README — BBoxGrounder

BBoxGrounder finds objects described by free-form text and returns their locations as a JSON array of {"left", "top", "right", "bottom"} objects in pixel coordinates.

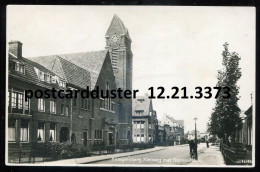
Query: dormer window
[
  {"left": 9, "top": 61, "right": 24, "bottom": 74},
  {"left": 137, "top": 99, "right": 144, "bottom": 103},
  {"left": 135, "top": 110, "right": 144, "bottom": 116},
  {"left": 44, "top": 73, "right": 51, "bottom": 83},
  {"left": 59, "top": 80, "right": 66, "bottom": 88},
  {"left": 39, "top": 71, "right": 44, "bottom": 81}
]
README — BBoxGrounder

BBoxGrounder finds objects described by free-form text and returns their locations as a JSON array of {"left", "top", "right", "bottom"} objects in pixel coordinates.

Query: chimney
[{"left": 9, "top": 41, "right": 23, "bottom": 58}]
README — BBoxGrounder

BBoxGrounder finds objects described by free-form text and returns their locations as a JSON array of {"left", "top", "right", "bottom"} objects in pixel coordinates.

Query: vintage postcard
[{"left": 6, "top": 6, "right": 255, "bottom": 167}]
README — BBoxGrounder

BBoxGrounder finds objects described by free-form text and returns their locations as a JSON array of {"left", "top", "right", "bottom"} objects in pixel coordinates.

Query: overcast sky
[{"left": 7, "top": 6, "right": 255, "bottom": 132}]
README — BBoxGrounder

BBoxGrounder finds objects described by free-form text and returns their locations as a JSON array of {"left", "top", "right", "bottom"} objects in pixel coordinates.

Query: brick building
[
  {"left": 8, "top": 41, "right": 73, "bottom": 153},
  {"left": 7, "top": 14, "right": 133, "bottom": 156}
]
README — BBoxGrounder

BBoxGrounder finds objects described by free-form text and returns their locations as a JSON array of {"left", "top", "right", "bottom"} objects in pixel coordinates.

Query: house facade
[
  {"left": 161, "top": 114, "right": 184, "bottom": 145},
  {"left": 132, "top": 95, "right": 157, "bottom": 144},
  {"left": 8, "top": 41, "right": 73, "bottom": 153}
]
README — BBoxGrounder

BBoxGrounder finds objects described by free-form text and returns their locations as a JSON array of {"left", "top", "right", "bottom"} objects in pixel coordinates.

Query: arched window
[{"left": 105, "top": 83, "right": 111, "bottom": 110}]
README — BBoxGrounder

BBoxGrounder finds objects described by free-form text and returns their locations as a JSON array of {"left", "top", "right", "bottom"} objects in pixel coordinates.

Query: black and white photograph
[{"left": 6, "top": 6, "right": 255, "bottom": 167}]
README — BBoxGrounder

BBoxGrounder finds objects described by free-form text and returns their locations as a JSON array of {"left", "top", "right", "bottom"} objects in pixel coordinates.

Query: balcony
[{"left": 8, "top": 107, "right": 33, "bottom": 117}]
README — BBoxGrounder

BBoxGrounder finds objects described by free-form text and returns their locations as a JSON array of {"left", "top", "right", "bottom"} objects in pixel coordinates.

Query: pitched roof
[
  {"left": 106, "top": 14, "right": 131, "bottom": 41},
  {"left": 28, "top": 50, "right": 107, "bottom": 89},
  {"left": 132, "top": 95, "right": 152, "bottom": 115},
  {"left": 173, "top": 120, "right": 184, "bottom": 126},
  {"left": 9, "top": 53, "right": 58, "bottom": 89},
  {"left": 58, "top": 57, "right": 91, "bottom": 89}
]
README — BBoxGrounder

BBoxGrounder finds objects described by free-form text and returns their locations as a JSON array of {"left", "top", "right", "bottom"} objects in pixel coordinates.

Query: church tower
[
  {"left": 105, "top": 14, "right": 132, "bottom": 91},
  {"left": 105, "top": 15, "right": 133, "bottom": 143}
]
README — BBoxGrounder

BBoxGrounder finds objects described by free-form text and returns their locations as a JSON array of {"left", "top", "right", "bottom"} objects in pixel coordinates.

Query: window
[
  {"left": 111, "top": 102, "right": 115, "bottom": 112},
  {"left": 59, "top": 80, "right": 66, "bottom": 87},
  {"left": 14, "top": 62, "right": 24, "bottom": 74},
  {"left": 37, "top": 122, "right": 45, "bottom": 142},
  {"left": 8, "top": 91, "right": 10, "bottom": 107},
  {"left": 61, "top": 105, "right": 69, "bottom": 116},
  {"left": 137, "top": 121, "right": 141, "bottom": 129},
  {"left": 137, "top": 99, "right": 144, "bottom": 103},
  {"left": 50, "top": 101, "right": 56, "bottom": 114},
  {"left": 8, "top": 119, "right": 16, "bottom": 142},
  {"left": 149, "top": 134, "right": 152, "bottom": 142},
  {"left": 39, "top": 71, "right": 44, "bottom": 81},
  {"left": 65, "top": 105, "right": 69, "bottom": 116},
  {"left": 61, "top": 104, "right": 64, "bottom": 115},
  {"left": 149, "top": 122, "right": 152, "bottom": 129},
  {"left": 81, "top": 99, "right": 90, "bottom": 110},
  {"left": 141, "top": 134, "right": 144, "bottom": 142},
  {"left": 149, "top": 112, "right": 152, "bottom": 116},
  {"left": 11, "top": 92, "right": 23, "bottom": 109},
  {"left": 49, "top": 123, "right": 56, "bottom": 142},
  {"left": 17, "top": 93, "right": 23, "bottom": 109},
  {"left": 137, "top": 134, "right": 140, "bottom": 142},
  {"left": 135, "top": 110, "right": 144, "bottom": 116},
  {"left": 100, "top": 83, "right": 112, "bottom": 111},
  {"left": 95, "top": 130, "right": 102, "bottom": 140},
  {"left": 44, "top": 74, "right": 50, "bottom": 83},
  {"left": 141, "top": 121, "right": 145, "bottom": 129},
  {"left": 24, "top": 98, "right": 29, "bottom": 110},
  {"left": 38, "top": 99, "right": 45, "bottom": 111},
  {"left": 20, "top": 120, "right": 29, "bottom": 142},
  {"left": 100, "top": 98, "right": 105, "bottom": 109},
  {"left": 11, "top": 92, "right": 16, "bottom": 108}
]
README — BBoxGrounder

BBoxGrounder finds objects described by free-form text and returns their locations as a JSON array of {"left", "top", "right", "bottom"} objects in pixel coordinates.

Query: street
[{"left": 93, "top": 144, "right": 196, "bottom": 165}]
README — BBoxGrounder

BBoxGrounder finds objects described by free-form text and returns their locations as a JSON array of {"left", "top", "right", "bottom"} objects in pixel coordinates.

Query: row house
[
  {"left": 132, "top": 94, "right": 157, "bottom": 144},
  {"left": 8, "top": 41, "right": 72, "bottom": 152}
]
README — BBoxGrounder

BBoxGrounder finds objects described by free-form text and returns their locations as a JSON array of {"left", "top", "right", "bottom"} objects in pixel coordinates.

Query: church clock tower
[{"left": 105, "top": 14, "right": 133, "bottom": 144}]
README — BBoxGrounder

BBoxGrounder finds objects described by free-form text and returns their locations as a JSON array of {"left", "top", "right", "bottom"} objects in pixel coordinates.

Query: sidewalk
[
  {"left": 189, "top": 144, "right": 226, "bottom": 166},
  {"left": 39, "top": 146, "right": 165, "bottom": 166}
]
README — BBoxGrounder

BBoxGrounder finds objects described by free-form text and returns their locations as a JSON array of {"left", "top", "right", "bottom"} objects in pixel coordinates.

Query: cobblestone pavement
[{"left": 93, "top": 144, "right": 194, "bottom": 165}]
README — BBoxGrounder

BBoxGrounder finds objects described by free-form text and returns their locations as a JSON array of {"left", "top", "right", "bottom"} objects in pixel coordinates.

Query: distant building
[
  {"left": 155, "top": 120, "right": 166, "bottom": 144},
  {"left": 235, "top": 105, "right": 253, "bottom": 146},
  {"left": 161, "top": 114, "right": 184, "bottom": 145},
  {"left": 132, "top": 94, "right": 157, "bottom": 143},
  {"left": 187, "top": 130, "right": 200, "bottom": 141}
]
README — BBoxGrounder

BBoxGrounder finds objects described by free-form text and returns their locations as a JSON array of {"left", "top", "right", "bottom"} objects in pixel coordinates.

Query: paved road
[{"left": 93, "top": 144, "right": 194, "bottom": 165}]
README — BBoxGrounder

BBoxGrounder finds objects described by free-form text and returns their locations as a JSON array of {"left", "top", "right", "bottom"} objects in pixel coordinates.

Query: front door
[
  {"left": 83, "top": 132, "right": 87, "bottom": 146},
  {"left": 109, "top": 133, "right": 113, "bottom": 145}
]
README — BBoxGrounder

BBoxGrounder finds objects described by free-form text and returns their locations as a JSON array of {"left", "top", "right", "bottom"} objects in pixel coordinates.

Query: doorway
[
  {"left": 60, "top": 127, "right": 69, "bottom": 143},
  {"left": 109, "top": 132, "right": 113, "bottom": 145},
  {"left": 83, "top": 132, "right": 88, "bottom": 146}
]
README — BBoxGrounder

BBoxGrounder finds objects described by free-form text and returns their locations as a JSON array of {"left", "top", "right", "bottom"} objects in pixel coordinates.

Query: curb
[
  {"left": 84, "top": 147, "right": 165, "bottom": 164},
  {"left": 42, "top": 147, "right": 166, "bottom": 165}
]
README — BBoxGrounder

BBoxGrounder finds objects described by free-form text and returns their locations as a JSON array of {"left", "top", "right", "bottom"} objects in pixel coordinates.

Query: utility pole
[{"left": 194, "top": 117, "right": 198, "bottom": 160}]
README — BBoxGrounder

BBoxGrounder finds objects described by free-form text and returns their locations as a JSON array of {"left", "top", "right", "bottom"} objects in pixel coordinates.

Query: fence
[
  {"left": 220, "top": 143, "right": 252, "bottom": 165},
  {"left": 8, "top": 144, "right": 135, "bottom": 163}
]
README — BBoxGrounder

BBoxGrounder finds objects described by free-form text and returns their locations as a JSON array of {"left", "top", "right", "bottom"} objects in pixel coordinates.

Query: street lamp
[{"left": 194, "top": 117, "right": 198, "bottom": 160}]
